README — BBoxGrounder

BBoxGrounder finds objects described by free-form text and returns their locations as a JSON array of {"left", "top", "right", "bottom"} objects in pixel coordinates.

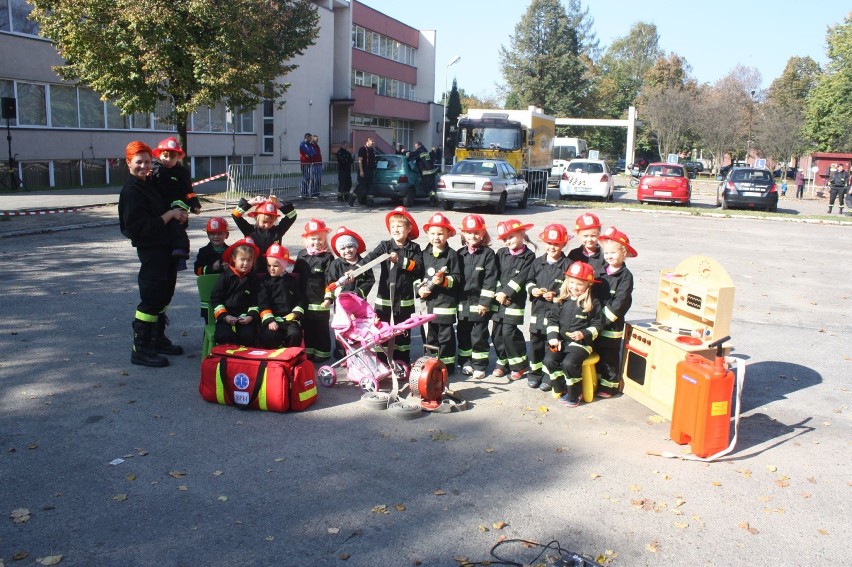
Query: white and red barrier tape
[
  {"left": 192, "top": 172, "right": 230, "bottom": 186},
  {"left": 1, "top": 207, "right": 92, "bottom": 216}
]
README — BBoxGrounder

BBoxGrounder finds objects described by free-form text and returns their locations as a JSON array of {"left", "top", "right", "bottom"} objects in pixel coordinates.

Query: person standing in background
[
  {"left": 335, "top": 141, "right": 353, "bottom": 203},
  {"left": 298, "top": 133, "right": 315, "bottom": 199},
  {"left": 795, "top": 168, "right": 805, "bottom": 200},
  {"left": 349, "top": 137, "right": 376, "bottom": 207}
]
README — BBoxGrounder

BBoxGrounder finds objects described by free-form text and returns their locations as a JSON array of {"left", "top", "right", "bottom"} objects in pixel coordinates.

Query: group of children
[{"left": 197, "top": 196, "right": 637, "bottom": 409}]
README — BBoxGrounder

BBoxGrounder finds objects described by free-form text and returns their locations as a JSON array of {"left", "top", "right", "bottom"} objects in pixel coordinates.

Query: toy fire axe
[{"left": 326, "top": 253, "right": 391, "bottom": 292}]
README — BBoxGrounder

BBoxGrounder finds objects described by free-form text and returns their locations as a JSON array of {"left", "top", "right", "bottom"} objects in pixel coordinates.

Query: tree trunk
[{"left": 176, "top": 112, "right": 189, "bottom": 164}]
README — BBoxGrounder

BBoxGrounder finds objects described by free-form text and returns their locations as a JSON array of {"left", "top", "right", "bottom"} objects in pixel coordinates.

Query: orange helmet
[
  {"left": 205, "top": 217, "right": 229, "bottom": 233},
  {"left": 539, "top": 223, "right": 570, "bottom": 246},
  {"left": 423, "top": 212, "right": 456, "bottom": 237},
  {"left": 458, "top": 214, "right": 487, "bottom": 232},
  {"left": 574, "top": 212, "right": 601, "bottom": 232},
  {"left": 565, "top": 261, "right": 600, "bottom": 284}
]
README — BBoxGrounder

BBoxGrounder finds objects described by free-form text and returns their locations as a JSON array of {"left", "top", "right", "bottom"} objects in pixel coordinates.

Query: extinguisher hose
[{"left": 653, "top": 357, "right": 747, "bottom": 462}]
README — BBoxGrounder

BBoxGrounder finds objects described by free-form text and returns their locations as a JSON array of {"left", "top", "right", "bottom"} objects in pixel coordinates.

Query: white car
[
  {"left": 558, "top": 159, "right": 614, "bottom": 201},
  {"left": 436, "top": 159, "right": 529, "bottom": 213}
]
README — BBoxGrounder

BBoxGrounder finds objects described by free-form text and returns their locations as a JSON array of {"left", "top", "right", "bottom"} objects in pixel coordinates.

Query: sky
[{"left": 361, "top": 0, "right": 849, "bottom": 103}]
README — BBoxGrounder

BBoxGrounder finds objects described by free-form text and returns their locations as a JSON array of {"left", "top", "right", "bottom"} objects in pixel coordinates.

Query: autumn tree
[
  {"left": 30, "top": 0, "right": 319, "bottom": 155},
  {"left": 766, "top": 56, "right": 822, "bottom": 111},
  {"left": 805, "top": 12, "right": 852, "bottom": 151},
  {"left": 753, "top": 103, "right": 806, "bottom": 179},
  {"left": 499, "top": 0, "right": 588, "bottom": 117}
]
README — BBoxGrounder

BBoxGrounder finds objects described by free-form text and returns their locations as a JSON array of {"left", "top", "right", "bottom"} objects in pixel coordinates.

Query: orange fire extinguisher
[{"left": 664, "top": 336, "right": 746, "bottom": 461}]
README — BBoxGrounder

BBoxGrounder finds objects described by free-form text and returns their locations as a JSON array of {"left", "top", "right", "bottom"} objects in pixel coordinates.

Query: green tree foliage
[
  {"left": 499, "top": 0, "right": 588, "bottom": 117},
  {"left": 767, "top": 56, "right": 822, "bottom": 111},
  {"left": 445, "top": 79, "right": 463, "bottom": 156},
  {"left": 30, "top": 0, "right": 319, "bottom": 154},
  {"left": 805, "top": 12, "right": 852, "bottom": 151}
]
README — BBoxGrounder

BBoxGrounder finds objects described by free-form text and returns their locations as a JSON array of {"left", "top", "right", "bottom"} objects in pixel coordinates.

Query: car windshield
[
  {"left": 567, "top": 161, "right": 603, "bottom": 174},
  {"left": 375, "top": 155, "right": 403, "bottom": 170},
  {"left": 646, "top": 165, "right": 684, "bottom": 177},
  {"left": 459, "top": 127, "right": 521, "bottom": 151},
  {"left": 451, "top": 161, "right": 499, "bottom": 176},
  {"left": 731, "top": 169, "right": 772, "bottom": 183}
]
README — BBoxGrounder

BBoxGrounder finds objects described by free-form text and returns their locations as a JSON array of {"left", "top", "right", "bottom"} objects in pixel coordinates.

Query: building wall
[{"left": 0, "top": 0, "right": 438, "bottom": 187}]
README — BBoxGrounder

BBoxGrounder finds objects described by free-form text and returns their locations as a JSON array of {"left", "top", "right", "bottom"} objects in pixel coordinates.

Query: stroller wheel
[
  {"left": 359, "top": 377, "right": 379, "bottom": 392},
  {"left": 317, "top": 366, "right": 337, "bottom": 387}
]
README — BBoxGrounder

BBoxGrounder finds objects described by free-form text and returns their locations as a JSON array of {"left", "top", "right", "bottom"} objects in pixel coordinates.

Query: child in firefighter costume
[
  {"left": 492, "top": 219, "right": 536, "bottom": 381},
  {"left": 151, "top": 136, "right": 200, "bottom": 270},
  {"left": 567, "top": 212, "right": 606, "bottom": 277},
  {"left": 119, "top": 141, "right": 187, "bottom": 368},
  {"left": 327, "top": 226, "right": 374, "bottom": 359},
  {"left": 231, "top": 195, "right": 297, "bottom": 275},
  {"left": 211, "top": 238, "right": 261, "bottom": 347},
  {"left": 544, "top": 262, "right": 604, "bottom": 407},
  {"left": 594, "top": 227, "right": 637, "bottom": 398},
  {"left": 456, "top": 214, "right": 498, "bottom": 380},
  {"left": 194, "top": 217, "right": 230, "bottom": 276},
  {"left": 418, "top": 212, "right": 463, "bottom": 375},
  {"left": 526, "top": 223, "right": 572, "bottom": 391},
  {"left": 258, "top": 244, "right": 305, "bottom": 349},
  {"left": 358, "top": 206, "right": 424, "bottom": 366},
  {"left": 294, "top": 219, "right": 335, "bottom": 362}
]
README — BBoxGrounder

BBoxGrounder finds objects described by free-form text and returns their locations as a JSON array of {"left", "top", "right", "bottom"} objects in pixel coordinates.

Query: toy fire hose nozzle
[
  {"left": 420, "top": 266, "right": 447, "bottom": 294},
  {"left": 325, "top": 252, "right": 391, "bottom": 293}
]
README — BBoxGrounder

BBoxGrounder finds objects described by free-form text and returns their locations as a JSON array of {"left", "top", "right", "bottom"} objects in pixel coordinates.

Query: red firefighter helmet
[
  {"left": 539, "top": 223, "right": 571, "bottom": 245},
  {"left": 598, "top": 226, "right": 638, "bottom": 258},
  {"left": 565, "top": 261, "right": 600, "bottom": 284},
  {"left": 205, "top": 217, "right": 229, "bottom": 234},
  {"left": 458, "top": 214, "right": 487, "bottom": 233},
  {"left": 574, "top": 212, "right": 601, "bottom": 232},
  {"left": 301, "top": 218, "right": 330, "bottom": 237},
  {"left": 423, "top": 212, "right": 457, "bottom": 237},
  {"left": 496, "top": 219, "right": 534, "bottom": 240}
]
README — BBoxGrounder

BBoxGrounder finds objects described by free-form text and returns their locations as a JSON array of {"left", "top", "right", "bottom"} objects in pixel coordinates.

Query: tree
[
  {"left": 564, "top": 0, "right": 600, "bottom": 60},
  {"left": 639, "top": 87, "right": 695, "bottom": 160},
  {"left": 766, "top": 56, "right": 822, "bottom": 111},
  {"left": 805, "top": 12, "right": 852, "bottom": 151},
  {"left": 30, "top": 0, "right": 319, "bottom": 155},
  {"left": 692, "top": 71, "right": 755, "bottom": 173},
  {"left": 753, "top": 103, "right": 806, "bottom": 179},
  {"left": 444, "top": 79, "right": 464, "bottom": 157},
  {"left": 499, "top": 0, "right": 588, "bottom": 117}
]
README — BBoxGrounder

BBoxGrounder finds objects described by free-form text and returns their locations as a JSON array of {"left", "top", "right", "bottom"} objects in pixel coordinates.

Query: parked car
[
  {"left": 682, "top": 160, "right": 704, "bottom": 178},
  {"left": 549, "top": 159, "right": 571, "bottom": 187},
  {"left": 716, "top": 167, "right": 778, "bottom": 212},
  {"left": 613, "top": 158, "right": 626, "bottom": 174},
  {"left": 436, "top": 158, "right": 529, "bottom": 213},
  {"left": 370, "top": 154, "right": 429, "bottom": 206},
  {"left": 773, "top": 166, "right": 797, "bottom": 179},
  {"left": 636, "top": 162, "right": 691, "bottom": 205},
  {"left": 558, "top": 159, "right": 614, "bottom": 201}
]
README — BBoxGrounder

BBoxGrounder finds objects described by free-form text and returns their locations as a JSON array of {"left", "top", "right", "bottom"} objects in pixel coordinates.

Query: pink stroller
[{"left": 316, "top": 292, "right": 435, "bottom": 392}]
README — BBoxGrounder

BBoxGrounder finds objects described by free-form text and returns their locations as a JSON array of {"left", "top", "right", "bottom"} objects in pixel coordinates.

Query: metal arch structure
[{"left": 555, "top": 106, "right": 638, "bottom": 167}]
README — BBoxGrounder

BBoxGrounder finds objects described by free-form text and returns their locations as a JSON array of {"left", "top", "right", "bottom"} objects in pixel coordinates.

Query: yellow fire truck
[{"left": 455, "top": 106, "right": 555, "bottom": 197}]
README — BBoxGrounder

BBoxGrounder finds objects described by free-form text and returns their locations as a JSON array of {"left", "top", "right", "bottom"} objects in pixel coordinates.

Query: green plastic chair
[{"left": 196, "top": 274, "right": 220, "bottom": 359}]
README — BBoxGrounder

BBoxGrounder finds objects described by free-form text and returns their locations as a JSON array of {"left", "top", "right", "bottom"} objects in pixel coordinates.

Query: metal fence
[
  {"left": 226, "top": 161, "right": 349, "bottom": 208},
  {"left": 523, "top": 168, "right": 549, "bottom": 203}
]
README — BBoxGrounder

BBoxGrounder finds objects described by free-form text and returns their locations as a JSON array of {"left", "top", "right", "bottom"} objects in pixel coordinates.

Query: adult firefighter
[
  {"left": 118, "top": 141, "right": 188, "bottom": 367},
  {"left": 409, "top": 141, "right": 438, "bottom": 202}
]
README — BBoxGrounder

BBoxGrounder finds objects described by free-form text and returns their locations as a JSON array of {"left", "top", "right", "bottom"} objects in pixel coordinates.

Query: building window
[
  {"left": 49, "top": 84, "right": 78, "bottom": 128},
  {"left": 262, "top": 99, "right": 273, "bottom": 155},
  {"left": 0, "top": 79, "right": 15, "bottom": 125},
  {"left": 106, "top": 101, "right": 130, "bottom": 129},
  {"left": 352, "top": 24, "right": 416, "bottom": 66},
  {"left": 79, "top": 88, "right": 105, "bottom": 128},
  {"left": 153, "top": 98, "right": 174, "bottom": 131},
  {"left": 131, "top": 111, "right": 150, "bottom": 129},
  {"left": 209, "top": 102, "right": 227, "bottom": 133},
  {"left": 17, "top": 82, "right": 46, "bottom": 126},
  {"left": 2, "top": 0, "right": 40, "bottom": 35}
]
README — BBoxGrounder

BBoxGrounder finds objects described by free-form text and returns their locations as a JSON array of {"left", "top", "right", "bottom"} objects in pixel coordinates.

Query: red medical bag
[{"left": 200, "top": 345, "right": 317, "bottom": 412}]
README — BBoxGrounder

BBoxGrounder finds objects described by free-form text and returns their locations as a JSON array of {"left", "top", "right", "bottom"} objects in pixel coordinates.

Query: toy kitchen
[{"left": 621, "top": 255, "right": 735, "bottom": 420}]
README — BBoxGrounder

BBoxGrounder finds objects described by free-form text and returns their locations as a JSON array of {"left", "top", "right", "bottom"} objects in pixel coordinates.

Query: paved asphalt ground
[{"left": 0, "top": 178, "right": 849, "bottom": 566}]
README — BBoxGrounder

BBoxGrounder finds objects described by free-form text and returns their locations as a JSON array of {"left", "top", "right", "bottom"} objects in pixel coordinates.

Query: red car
[{"left": 636, "top": 162, "right": 691, "bottom": 205}]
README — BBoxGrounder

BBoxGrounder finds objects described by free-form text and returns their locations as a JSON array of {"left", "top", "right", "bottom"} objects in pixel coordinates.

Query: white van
[{"left": 549, "top": 137, "right": 589, "bottom": 186}]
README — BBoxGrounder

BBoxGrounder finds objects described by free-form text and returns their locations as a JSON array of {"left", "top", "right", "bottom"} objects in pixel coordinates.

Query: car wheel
[
  {"left": 493, "top": 192, "right": 507, "bottom": 214},
  {"left": 768, "top": 205, "right": 777, "bottom": 212},
  {"left": 721, "top": 198, "right": 728, "bottom": 210},
  {"left": 518, "top": 188, "right": 529, "bottom": 209},
  {"left": 442, "top": 200, "right": 454, "bottom": 211}
]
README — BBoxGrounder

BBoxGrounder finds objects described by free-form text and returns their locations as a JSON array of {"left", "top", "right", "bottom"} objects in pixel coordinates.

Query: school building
[{"left": 0, "top": 0, "right": 441, "bottom": 189}]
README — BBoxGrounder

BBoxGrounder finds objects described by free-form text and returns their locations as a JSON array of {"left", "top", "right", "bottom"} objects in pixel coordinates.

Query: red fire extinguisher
[{"left": 668, "top": 336, "right": 745, "bottom": 460}]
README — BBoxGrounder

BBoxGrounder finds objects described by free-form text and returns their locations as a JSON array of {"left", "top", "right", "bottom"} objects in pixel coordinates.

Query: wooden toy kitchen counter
[{"left": 621, "top": 255, "right": 734, "bottom": 420}]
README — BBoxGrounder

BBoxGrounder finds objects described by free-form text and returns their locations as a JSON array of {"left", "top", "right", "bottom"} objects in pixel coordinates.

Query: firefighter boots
[
  {"left": 154, "top": 314, "right": 184, "bottom": 355},
  {"left": 132, "top": 320, "right": 169, "bottom": 367}
]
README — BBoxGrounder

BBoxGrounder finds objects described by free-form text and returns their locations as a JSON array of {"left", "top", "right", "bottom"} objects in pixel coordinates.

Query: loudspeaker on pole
[{"left": 1, "top": 97, "right": 17, "bottom": 120}]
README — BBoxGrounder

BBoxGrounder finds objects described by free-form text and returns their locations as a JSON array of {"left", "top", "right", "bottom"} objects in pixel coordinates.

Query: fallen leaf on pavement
[
  {"left": 218, "top": 496, "right": 228, "bottom": 502},
  {"left": 431, "top": 431, "right": 455, "bottom": 442},
  {"left": 36, "top": 556, "right": 62, "bottom": 566},
  {"left": 492, "top": 521, "right": 507, "bottom": 530},
  {"left": 590, "top": 473, "right": 601, "bottom": 480},
  {"left": 394, "top": 504, "right": 406, "bottom": 512},
  {"left": 818, "top": 528, "right": 829, "bottom": 535},
  {"left": 168, "top": 471, "right": 187, "bottom": 479},
  {"left": 596, "top": 549, "right": 617, "bottom": 564},
  {"left": 434, "top": 489, "right": 447, "bottom": 496},
  {"left": 371, "top": 505, "right": 389, "bottom": 514},
  {"left": 645, "top": 540, "right": 660, "bottom": 553},
  {"left": 177, "top": 485, "right": 188, "bottom": 492},
  {"left": 112, "top": 494, "right": 127, "bottom": 502},
  {"left": 327, "top": 527, "right": 340, "bottom": 534}
]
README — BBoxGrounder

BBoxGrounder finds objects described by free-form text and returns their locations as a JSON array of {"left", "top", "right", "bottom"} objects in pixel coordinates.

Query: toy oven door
[{"left": 623, "top": 331, "right": 654, "bottom": 386}]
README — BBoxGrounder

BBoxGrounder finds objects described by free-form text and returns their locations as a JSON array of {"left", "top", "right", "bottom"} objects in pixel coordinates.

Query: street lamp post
[
  {"left": 441, "top": 55, "right": 461, "bottom": 170},
  {"left": 745, "top": 89, "right": 756, "bottom": 165}
]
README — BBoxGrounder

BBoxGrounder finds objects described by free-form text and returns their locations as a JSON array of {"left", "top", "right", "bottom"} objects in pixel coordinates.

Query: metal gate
[
  {"left": 225, "top": 162, "right": 345, "bottom": 208},
  {"left": 522, "top": 168, "right": 549, "bottom": 204}
]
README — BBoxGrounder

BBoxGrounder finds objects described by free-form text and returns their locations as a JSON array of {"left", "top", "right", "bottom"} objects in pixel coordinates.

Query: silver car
[{"left": 436, "top": 159, "right": 529, "bottom": 213}]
